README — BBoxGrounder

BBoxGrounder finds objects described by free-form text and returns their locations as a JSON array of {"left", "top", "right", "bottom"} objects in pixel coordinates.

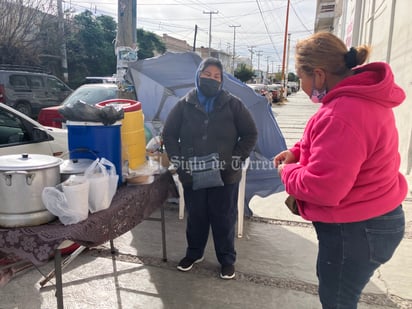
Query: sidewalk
[{"left": 1, "top": 91, "right": 411, "bottom": 309}]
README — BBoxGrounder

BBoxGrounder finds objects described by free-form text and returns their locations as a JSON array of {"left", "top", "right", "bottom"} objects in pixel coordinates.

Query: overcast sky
[{"left": 67, "top": 0, "right": 316, "bottom": 72}]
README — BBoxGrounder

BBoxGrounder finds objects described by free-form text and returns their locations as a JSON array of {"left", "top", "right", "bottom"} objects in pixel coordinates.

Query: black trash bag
[{"left": 59, "top": 100, "right": 124, "bottom": 125}]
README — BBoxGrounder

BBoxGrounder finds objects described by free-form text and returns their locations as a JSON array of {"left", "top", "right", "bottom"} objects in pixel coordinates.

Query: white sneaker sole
[
  {"left": 177, "top": 256, "right": 204, "bottom": 272},
  {"left": 220, "top": 272, "right": 235, "bottom": 279}
]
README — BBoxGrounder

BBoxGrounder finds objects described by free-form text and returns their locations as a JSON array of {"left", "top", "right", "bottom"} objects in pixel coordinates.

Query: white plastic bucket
[
  {"left": 87, "top": 173, "right": 110, "bottom": 213},
  {"left": 62, "top": 176, "right": 89, "bottom": 221}
]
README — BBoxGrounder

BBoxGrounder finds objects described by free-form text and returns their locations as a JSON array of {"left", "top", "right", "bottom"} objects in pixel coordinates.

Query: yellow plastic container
[
  {"left": 96, "top": 99, "right": 146, "bottom": 170},
  {"left": 121, "top": 109, "right": 146, "bottom": 169}
]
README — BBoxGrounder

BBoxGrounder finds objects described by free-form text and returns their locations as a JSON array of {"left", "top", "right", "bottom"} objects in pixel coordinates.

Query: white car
[{"left": 0, "top": 102, "right": 67, "bottom": 157}]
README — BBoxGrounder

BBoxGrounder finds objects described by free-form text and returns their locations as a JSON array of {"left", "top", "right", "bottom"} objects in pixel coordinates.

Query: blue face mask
[
  {"left": 310, "top": 77, "right": 327, "bottom": 103},
  {"left": 199, "top": 77, "right": 221, "bottom": 97}
]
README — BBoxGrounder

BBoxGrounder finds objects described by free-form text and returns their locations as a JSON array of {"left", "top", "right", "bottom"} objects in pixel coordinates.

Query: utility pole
[
  {"left": 229, "top": 25, "right": 240, "bottom": 74},
  {"left": 57, "top": 0, "right": 68, "bottom": 82},
  {"left": 248, "top": 45, "right": 256, "bottom": 69},
  {"left": 117, "top": 0, "right": 137, "bottom": 99},
  {"left": 285, "top": 33, "right": 291, "bottom": 94},
  {"left": 266, "top": 56, "right": 270, "bottom": 82},
  {"left": 193, "top": 25, "right": 198, "bottom": 52},
  {"left": 280, "top": 0, "right": 290, "bottom": 102},
  {"left": 117, "top": 0, "right": 136, "bottom": 49},
  {"left": 203, "top": 11, "right": 218, "bottom": 57},
  {"left": 256, "top": 50, "right": 263, "bottom": 83}
]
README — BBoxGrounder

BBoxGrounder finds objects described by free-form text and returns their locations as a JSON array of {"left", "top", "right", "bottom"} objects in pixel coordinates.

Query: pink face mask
[
  {"left": 310, "top": 88, "right": 327, "bottom": 103},
  {"left": 310, "top": 76, "right": 327, "bottom": 103}
]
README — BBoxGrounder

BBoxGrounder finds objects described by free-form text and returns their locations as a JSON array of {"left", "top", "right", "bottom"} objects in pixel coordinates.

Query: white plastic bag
[
  {"left": 84, "top": 158, "right": 118, "bottom": 213},
  {"left": 42, "top": 175, "right": 90, "bottom": 225},
  {"left": 100, "top": 157, "right": 119, "bottom": 203}
]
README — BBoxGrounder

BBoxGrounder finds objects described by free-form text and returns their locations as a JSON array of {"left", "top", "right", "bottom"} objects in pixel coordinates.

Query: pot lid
[
  {"left": 60, "top": 158, "right": 94, "bottom": 174},
  {"left": 0, "top": 153, "right": 63, "bottom": 171}
]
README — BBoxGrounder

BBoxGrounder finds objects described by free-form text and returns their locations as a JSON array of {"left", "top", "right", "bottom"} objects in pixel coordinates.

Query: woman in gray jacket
[{"left": 163, "top": 57, "right": 257, "bottom": 279}]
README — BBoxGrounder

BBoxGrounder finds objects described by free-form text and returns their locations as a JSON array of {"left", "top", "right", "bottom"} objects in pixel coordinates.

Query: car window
[
  {"left": 28, "top": 76, "right": 45, "bottom": 89},
  {"left": 9, "top": 75, "right": 29, "bottom": 89},
  {"left": 47, "top": 77, "right": 69, "bottom": 92},
  {"left": 63, "top": 86, "right": 117, "bottom": 106},
  {"left": 0, "top": 108, "right": 30, "bottom": 145}
]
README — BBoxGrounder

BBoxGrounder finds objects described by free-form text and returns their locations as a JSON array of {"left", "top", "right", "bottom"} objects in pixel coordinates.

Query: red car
[
  {"left": 267, "top": 84, "right": 281, "bottom": 103},
  {"left": 38, "top": 83, "right": 118, "bottom": 128}
]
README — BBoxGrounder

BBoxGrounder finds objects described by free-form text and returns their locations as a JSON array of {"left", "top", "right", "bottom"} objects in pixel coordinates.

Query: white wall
[{"left": 333, "top": 0, "right": 412, "bottom": 183}]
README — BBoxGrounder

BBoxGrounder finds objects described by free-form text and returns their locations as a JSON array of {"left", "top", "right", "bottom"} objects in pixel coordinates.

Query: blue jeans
[{"left": 313, "top": 205, "right": 405, "bottom": 309}]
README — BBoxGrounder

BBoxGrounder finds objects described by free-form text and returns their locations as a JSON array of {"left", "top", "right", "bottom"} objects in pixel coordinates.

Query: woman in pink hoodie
[{"left": 274, "top": 32, "right": 407, "bottom": 308}]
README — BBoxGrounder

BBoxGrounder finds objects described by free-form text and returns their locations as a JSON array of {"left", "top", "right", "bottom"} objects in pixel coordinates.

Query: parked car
[
  {"left": 0, "top": 66, "right": 73, "bottom": 118},
  {"left": 0, "top": 102, "right": 67, "bottom": 156},
  {"left": 38, "top": 83, "right": 118, "bottom": 128},
  {"left": 247, "top": 83, "right": 268, "bottom": 94},
  {"left": 288, "top": 81, "right": 300, "bottom": 93},
  {"left": 267, "top": 84, "right": 282, "bottom": 103},
  {"left": 247, "top": 84, "right": 272, "bottom": 103},
  {"left": 85, "top": 76, "right": 117, "bottom": 84}
]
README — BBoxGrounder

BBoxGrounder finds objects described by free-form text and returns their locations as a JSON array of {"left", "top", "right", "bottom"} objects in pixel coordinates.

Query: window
[
  {"left": 9, "top": 75, "right": 29, "bottom": 89},
  {"left": 0, "top": 108, "right": 28, "bottom": 145},
  {"left": 47, "top": 77, "right": 69, "bottom": 92},
  {"left": 29, "top": 76, "right": 44, "bottom": 89}
]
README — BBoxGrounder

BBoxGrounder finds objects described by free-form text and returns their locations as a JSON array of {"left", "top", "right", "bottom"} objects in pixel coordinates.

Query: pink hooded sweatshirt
[{"left": 282, "top": 62, "right": 408, "bottom": 223}]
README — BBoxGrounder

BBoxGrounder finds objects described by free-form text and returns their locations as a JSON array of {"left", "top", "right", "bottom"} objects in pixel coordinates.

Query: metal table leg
[
  {"left": 40, "top": 245, "right": 86, "bottom": 287},
  {"left": 146, "top": 202, "right": 167, "bottom": 262},
  {"left": 160, "top": 202, "right": 167, "bottom": 262},
  {"left": 110, "top": 239, "right": 118, "bottom": 255},
  {"left": 54, "top": 249, "right": 64, "bottom": 309}
]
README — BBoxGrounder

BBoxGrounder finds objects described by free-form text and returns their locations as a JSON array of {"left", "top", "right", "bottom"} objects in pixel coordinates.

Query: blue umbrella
[{"left": 126, "top": 51, "right": 286, "bottom": 216}]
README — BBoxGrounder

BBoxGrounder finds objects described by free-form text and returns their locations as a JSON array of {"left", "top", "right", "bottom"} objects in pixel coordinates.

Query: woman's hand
[
  {"left": 273, "top": 150, "right": 296, "bottom": 167},
  {"left": 274, "top": 150, "right": 296, "bottom": 176}
]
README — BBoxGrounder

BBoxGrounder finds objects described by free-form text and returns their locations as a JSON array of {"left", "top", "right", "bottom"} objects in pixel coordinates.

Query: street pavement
[{"left": 1, "top": 91, "right": 411, "bottom": 309}]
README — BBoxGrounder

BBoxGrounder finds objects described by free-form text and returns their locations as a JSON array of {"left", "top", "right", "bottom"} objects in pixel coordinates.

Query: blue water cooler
[{"left": 66, "top": 121, "right": 122, "bottom": 183}]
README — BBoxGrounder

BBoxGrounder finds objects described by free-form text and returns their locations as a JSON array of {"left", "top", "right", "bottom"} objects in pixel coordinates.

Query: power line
[
  {"left": 254, "top": 0, "right": 281, "bottom": 62},
  {"left": 68, "top": 0, "right": 315, "bottom": 63},
  {"left": 290, "top": 1, "right": 312, "bottom": 34}
]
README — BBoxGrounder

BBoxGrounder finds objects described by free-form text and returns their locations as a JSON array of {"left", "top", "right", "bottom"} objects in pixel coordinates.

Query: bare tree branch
[{"left": 0, "top": 0, "right": 58, "bottom": 65}]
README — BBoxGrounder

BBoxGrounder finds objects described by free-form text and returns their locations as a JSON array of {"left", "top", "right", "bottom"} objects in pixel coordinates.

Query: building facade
[
  {"left": 315, "top": 0, "right": 412, "bottom": 187},
  {"left": 161, "top": 34, "right": 242, "bottom": 76},
  {"left": 161, "top": 34, "right": 193, "bottom": 53}
]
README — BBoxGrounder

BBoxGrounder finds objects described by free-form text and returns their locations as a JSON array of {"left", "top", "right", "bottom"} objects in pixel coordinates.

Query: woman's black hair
[
  {"left": 198, "top": 57, "right": 223, "bottom": 79},
  {"left": 344, "top": 47, "right": 358, "bottom": 69}
]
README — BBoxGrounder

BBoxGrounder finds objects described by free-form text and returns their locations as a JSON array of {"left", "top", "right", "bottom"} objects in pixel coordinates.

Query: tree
[
  {"left": 1, "top": 4, "right": 166, "bottom": 87},
  {"left": 65, "top": 11, "right": 117, "bottom": 88},
  {"left": 65, "top": 13, "right": 165, "bottom": 87},
  {"left": 136, "top": 29, "right": 166, "bottom": 59},
  {"left": 288, "top": 72, "right": 298, "bottom": 82},
  {"left": 234, "top": 63, "right": 255, "bottom": 83},
  {"left": 0, "top": 0, "right": 57, "bottom": 67}
]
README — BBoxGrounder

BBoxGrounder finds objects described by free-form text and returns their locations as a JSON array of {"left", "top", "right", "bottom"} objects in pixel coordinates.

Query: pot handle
[{"left": 3, "top": 171, "right": 36, "bottom": 186}]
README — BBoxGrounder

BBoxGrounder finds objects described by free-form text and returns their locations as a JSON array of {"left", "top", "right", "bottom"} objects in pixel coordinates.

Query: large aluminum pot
[{"left": 0, "top": 153, "right": 63, "bottom": 227}]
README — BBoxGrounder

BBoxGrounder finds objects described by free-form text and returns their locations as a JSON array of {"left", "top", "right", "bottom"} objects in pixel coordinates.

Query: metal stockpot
[
  {"left": 0, "top": 153, "right": 63, "bottom": 227},
  {"left": 60, "top": 158, "right": 94, "bottom": 182}
]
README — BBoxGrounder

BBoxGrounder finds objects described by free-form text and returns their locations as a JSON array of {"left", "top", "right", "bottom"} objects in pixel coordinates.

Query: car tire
[{"left": 14, "top": 103, "right": 32, "bottom": 116}]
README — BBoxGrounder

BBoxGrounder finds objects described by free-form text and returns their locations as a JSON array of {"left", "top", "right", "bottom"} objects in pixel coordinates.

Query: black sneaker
[
  {"left": 177, "top": 256, "right": 204, "bottom": 272},
  {"left": 220, "top": 265, "right": 235, "bottom": 279}
]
